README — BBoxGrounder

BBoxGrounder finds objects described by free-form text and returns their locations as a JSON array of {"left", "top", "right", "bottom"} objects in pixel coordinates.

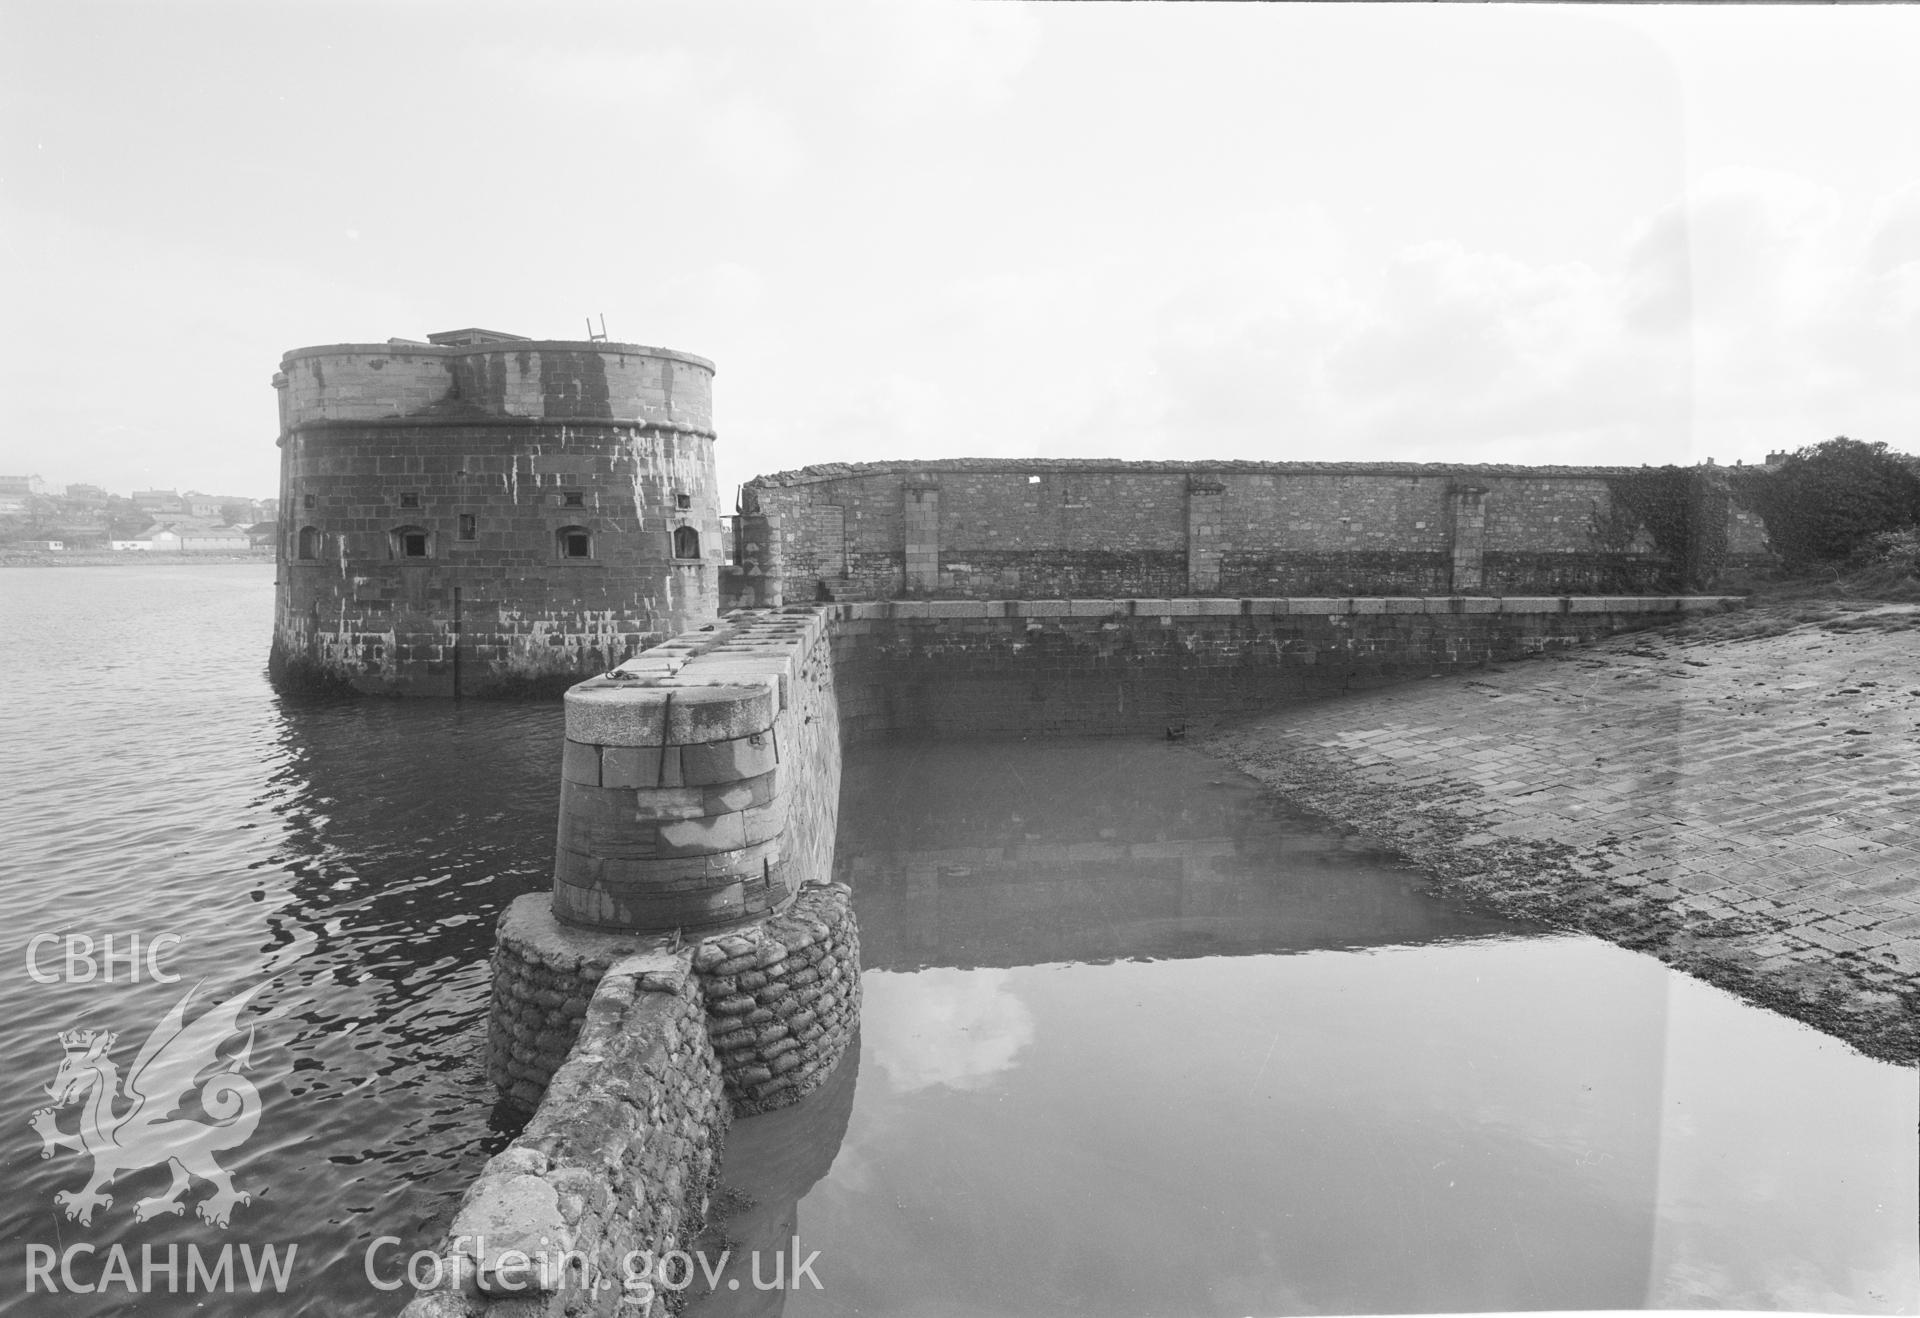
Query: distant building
[
  {"left": 180, "top": 528, "right": 250, "bottom": 553},
  {"left": 184, "top": 493, "right": 223, "bottom": 518},
  {"left": 39, "top": 540, "right": 64, "bottom": 551},
  {"left": 0, "top": 475, "right": 46, "bottom": 497},
  {"left": 132, "top": 489, "right": 185, "bottom": 514},
  {"left": 111, "top": 539, "right": 152, "bottom": 552},
  {"left": 65, "top": 483, "right": 109, "bottom": 503}
]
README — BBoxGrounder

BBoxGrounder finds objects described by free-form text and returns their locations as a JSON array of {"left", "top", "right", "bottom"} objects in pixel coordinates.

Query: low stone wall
[
  {"left": 696, "top": 885, "right": 861, "bottom": 1115},
  {"left": 404, "top": 950, "right": 728, "bottom": 1317},
  {"left": 827, "top": 595, "right": 1742, "bottom": 740}
]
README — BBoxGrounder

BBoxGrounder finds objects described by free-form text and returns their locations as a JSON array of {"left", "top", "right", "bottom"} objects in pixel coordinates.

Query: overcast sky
[{"left": 4, "top": 2, "right": 1918, "bottom": 504}]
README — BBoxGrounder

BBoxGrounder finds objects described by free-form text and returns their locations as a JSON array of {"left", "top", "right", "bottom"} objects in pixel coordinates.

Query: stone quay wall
[
  {"left": 826, "top": 595, "right": 1743, "bottom": 741},
  {"left": 270, "top": 337, "right": 724, "bottom": 697},
  {"left": 404, "top": 949, "right": 728, "bottom": 1318},
  {"left": 458, "top": 602, "right": 863, "bottom": 1314},
  {"left": 742, "top": 459, "right": 1775, "bottom": 604}
]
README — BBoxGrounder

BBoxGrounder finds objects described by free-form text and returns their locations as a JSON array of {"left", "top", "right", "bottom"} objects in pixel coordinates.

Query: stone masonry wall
[
  {"left": 406, "top": 948, "right": 728, "bottom": 1317},
  {"left": 271, "top": 338, "right": 722, "bottom": 696},
  {"left": 827, "top": 595, "right": 1742, "bottom": 742},
  {"left": 744, "top": 460, "right": 1768, "bottom": 602}
]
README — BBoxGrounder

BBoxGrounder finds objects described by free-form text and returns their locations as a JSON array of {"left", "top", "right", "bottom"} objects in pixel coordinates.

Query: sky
[{"left": 3, "top": 2, "right": 1918, "bottom": 505}]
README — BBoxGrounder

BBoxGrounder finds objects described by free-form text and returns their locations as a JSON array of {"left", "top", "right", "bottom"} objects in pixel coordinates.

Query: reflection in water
[
  {"left": 683, "top": 1036, "right": 860, "bottom": 1318},
  {"left": 702, "top": 738, "right": 1917, "bottom": 1317}
]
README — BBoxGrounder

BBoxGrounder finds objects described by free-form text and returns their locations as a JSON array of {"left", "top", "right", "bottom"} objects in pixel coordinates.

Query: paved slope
[{"left": 1208, "top": 601, "right": 1920, "bottom": 1063}]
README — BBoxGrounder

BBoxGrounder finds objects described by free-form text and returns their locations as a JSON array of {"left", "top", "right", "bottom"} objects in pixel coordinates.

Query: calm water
[
  {"left": 0, "top": 566, "right": 556, "bottom": 1315},
  {"left": 0, "top": 568, "right": 1912, "bottom": 1316},
  {"left": 688, "top": 742, "right": 1919, "bottom": 1317}
]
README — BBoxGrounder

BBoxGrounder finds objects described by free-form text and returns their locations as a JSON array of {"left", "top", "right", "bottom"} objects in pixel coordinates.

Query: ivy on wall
[{"left": 1595, "top": 467, "right": 1731, "bottom": 591}]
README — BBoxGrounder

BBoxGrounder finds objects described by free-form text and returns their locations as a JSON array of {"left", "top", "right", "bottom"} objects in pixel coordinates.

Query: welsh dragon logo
[{"left": 29, "top": 981, "right": 265, "bottom": 1229}]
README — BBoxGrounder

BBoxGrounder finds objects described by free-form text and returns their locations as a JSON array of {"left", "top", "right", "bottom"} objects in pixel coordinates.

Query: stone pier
[{"left": 404, "top": 609, "right": 861, "bottom": 1317}]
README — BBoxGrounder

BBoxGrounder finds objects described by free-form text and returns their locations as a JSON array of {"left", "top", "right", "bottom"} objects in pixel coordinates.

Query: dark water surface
[
  {"left": 0, "top": 567, "right": 556, "bottom": 1315},
  {"left": 0, "top": 568, "right": 1912, "bottom": 1317}
]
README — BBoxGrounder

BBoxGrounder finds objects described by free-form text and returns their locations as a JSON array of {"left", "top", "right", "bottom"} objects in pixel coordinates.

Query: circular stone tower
[{"left": 269, "top": 328, "right": 722, "bottom": 696}]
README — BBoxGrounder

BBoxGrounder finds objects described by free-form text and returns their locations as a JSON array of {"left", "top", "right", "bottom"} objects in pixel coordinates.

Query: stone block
[
  {"left": 1567, "top": 596, "right": 1619, "bottom": 613},
  {"left": 1453, "top": 596, "right": 1501, "bottom": 614},
  {"left": 890, "top": 601, "right": 929, "bottom": 619},
  {"left": 1500, "top": 596, "right": 1566, "bottom": 614},
  {"left": 1068, "top": 600, "right": 1118, "bottom": 617},
  {"left": 927, "top": 600, "right": 986, "bottom": 619},
  {"left": 1288, "top": 598, "right": 1348, "bottom": 615},
  {"left": 561, "top": 740, "right": 601, "bottom": 787},
  {"left": 1247, "top": 598, "right": 1287, "bottom": 616},
  {"left": 447, "top": 1173, "right": 569, "bottom": 1296},
  {"left": 600, "top": 745, "right": 657, "bottom": 789},
  {"left": 1165, "top": 599, "right": 1202, "bottom": 617},
  {"left": 703, "top": 771, "right": 783, "bottom": 815},
  {"left": 658, "top": 682, "right": 776, "bottom": 743},
  {"left": 1130, "top": 599, "right": 1172, "bottom": 615},
  {"left": 1195, "top": 598, "right": 1241, "bottom": 616},
  {"left": 565, "top": 682, "right": 671, "bottom": 747},
  {"left": 680, "top": 732, "right": 779, "bottom": 786},
  {"left": 655, "top": 811, "right": 749, "bottom": 858},
  {"left": 1349, "top": 597, "right": 1387, "bottom": 615},
  {"left": 1384, "top": 597, "right": 1427, "bottom": 614},
  {"left": 631, "top": 785, "right": 709, "bottom": 822},
  {"left": 1013, "top": 600, "right": 1069, "bottom": 617},
  {"left": 740, "top": 796, "right": 789, "bottom": 846}
]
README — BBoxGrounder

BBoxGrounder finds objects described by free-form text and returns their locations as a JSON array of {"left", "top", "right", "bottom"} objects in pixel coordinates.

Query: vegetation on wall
[
  {"left": 1734, "top": 437, "right": 1920, "bottom": 571},
  {"left": 1595, "top": 467, "right": 1731, "bottom": 591}
]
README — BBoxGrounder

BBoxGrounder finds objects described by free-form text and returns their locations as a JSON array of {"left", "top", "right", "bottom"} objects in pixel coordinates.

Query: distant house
[
  {"left": 0, "top": 475, "right": 46, "bottom": 498},
  {"left": 111, "top": 538, "right": 151, "bottom": 551},
  {"left": 179, "top": 528, "right": 249, "bottom": 553},
  {"left": 40, "top": 540, "right": 65, "bottom": 551},
  {"left": 65, "top": 483, "right": 109, "bottom": 502},
  {"left": 185, "top": 494, "right": 223, "bottom": 519},
  {"left": 247, "top": 520, "right": 279, "bottom": 549},
  {"left": 132, "top": 489, "right": 185, "bottom": 514},
  {"left": 148, "top": 529, "right": 183, "bottom": 552}
]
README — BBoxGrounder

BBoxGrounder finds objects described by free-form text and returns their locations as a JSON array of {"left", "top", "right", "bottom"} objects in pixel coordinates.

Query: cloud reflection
[{"left": 862, "top": 968, "right": 1034, "bottom": 1094}]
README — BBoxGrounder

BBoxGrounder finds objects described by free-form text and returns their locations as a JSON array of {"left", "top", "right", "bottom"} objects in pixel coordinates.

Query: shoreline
[
  {"left": 0, "top": 552, "right": 272, "bottom": 568},
  {"left": 1203, "top": 599, "right": 1920, "bottom": 1066}
]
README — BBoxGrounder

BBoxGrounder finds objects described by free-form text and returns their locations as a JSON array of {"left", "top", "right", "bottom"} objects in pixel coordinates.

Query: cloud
[
  {"left": 1115, "top": 167, "right": 1920, "bottom": 464},
  {"left": 463, "top": 42, "right": 804, "bottom": 195},
  {"left": 862, "top": 968, "right": 1034, "bottom": 1094},
  {"left": 816, "top": 0, "right": 1041, "bottom": 118}
]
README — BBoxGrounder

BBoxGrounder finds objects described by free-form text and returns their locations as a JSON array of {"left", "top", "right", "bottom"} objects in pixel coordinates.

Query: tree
[{"left": 1744, "top": 437, "right": 1920, "bottom": 570}]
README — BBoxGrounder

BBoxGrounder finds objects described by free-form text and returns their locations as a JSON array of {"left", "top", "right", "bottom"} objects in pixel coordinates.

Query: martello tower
[{"left": 269, "top": 328, "right": 723, "bottom": 696}]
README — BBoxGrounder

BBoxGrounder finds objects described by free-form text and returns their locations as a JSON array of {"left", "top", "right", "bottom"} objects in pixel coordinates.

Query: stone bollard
[
  {"left": 555, "top": 674, "right": 794, "bottom": 932},
  {"left": 487, "top": 609, "right": 858, "bottom": 1118}
]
